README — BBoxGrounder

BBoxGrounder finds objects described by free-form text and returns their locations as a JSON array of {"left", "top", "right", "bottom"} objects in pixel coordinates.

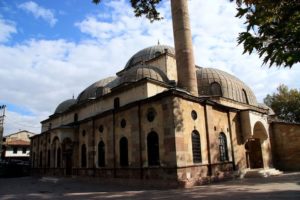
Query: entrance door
[{"left": 245, "top": 138, "right": 264, "bottom": 169}]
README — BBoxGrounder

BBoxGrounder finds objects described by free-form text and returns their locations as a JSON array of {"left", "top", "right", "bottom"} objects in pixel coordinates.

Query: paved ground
[{"left": 0, "top": 172, "right": 300, "bottom": 200}]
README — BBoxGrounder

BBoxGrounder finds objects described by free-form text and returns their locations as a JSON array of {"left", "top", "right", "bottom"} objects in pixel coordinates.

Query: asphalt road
[{"left": 0, "top": 172, "right": 300, "bottom": 200}]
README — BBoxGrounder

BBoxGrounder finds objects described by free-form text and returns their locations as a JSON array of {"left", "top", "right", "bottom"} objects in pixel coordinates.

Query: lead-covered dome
[
  {"left": 119, "top": 64, "right": 169, "bottom": 85},
  {"left": 196, "top": 67, "right": 258, "bottom": 105},
  {"left": 54, "top": 99, "right": 76, "bottom": 114},
  {"left": 77, "top": 76, "right": 117, "bottom": 103},
  {"left": 124, "top": 45, "right": 175, "bottom": 70}
]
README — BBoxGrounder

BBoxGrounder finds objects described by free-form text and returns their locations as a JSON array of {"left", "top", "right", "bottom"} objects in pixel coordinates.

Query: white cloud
[
  {"left": 18, "top": 1, "right": 57, "bottom": 27},
  {"left": 1, "top": 0, "right": 300, "bottom": 135},
  {"left": 0, "top": 17, "right": 17, "bottom": 43}
]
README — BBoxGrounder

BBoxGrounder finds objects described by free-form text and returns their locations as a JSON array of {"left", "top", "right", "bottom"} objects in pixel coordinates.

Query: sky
[{"left": 0, "top": 0, "right": 299, "bottom": 135}]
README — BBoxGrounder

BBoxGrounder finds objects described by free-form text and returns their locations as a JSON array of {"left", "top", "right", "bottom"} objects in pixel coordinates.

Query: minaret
[{"left": 171, "top": 0, "right": 198, "bottom": 96}]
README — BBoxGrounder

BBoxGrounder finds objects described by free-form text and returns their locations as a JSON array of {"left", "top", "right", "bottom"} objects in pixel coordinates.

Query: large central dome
[{"left": 124, "top": 45, "right": 175, "bottom": 70}]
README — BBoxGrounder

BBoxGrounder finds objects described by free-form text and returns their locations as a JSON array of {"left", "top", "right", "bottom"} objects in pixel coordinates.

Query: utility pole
[{"left": 0, "top": 105, "right": 6, "bottom": 161}]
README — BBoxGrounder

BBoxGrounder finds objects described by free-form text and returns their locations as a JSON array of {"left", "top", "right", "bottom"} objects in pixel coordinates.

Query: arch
[
  {"left": 52, "top": 136, "right": 60, "bottom": 144},
  {"left": 253, "top": 121, "right": 268, "bottom": 142},
  {"left": 147, "top": 132, "right": 160, "bottom": 166},
  {"left": 210, "top": 82, "right": 222, "bottom": 96},
  {"left": 219, "top": 132, "right": 229, "bottom": 162},
  {"left": 119, "top": 137, "right": 128, "bottom": 166},
  {"left": 81, "top": 144, "right": 87, "bottom": 168},
  {"left": 98, "top": 141, "right": 105, "bottom": 167},
  {"left": 191, "top": 130, "right": 202, "bottom": 163},
  {"left": 57, "top": 147, "right": 61, "bottom": 168}
]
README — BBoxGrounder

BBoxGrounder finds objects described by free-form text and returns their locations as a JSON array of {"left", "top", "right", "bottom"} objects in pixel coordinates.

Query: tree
[
  {"left": 233, "top": 0, "right": 300, "bottom": 67},
  {"left": 92, "top": 0, "right": 162, "bottom": 22},
  {"left": 264, "top": 84, "right": 300, "bottom": 123}
]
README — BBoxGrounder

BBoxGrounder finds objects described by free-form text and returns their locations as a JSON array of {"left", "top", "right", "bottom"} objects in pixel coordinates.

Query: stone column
[{"left": 171, "top": 0, "right": 198, "bottom": 96}]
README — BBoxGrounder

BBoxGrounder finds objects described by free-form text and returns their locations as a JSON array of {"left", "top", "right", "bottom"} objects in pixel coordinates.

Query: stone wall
[{"left": 271, "top": 122, "right": 300, "bottom": 171}]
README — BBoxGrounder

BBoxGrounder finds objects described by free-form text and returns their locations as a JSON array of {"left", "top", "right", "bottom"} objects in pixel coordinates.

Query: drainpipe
[
  {"left": 204, "top": 104, "right": 212, "bottom": 176},
  {"left": 227, "top": 110, "right": 236, "bottom": 171}
]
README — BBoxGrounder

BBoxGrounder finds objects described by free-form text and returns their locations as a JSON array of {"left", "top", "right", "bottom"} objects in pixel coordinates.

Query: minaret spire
[{"left": 171, "top": 0, "right": 198, "bottom": 96}]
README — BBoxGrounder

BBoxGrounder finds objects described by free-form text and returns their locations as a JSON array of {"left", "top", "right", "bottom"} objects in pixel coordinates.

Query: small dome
[
  {"left": 124, "top": 45, "right": 175, "bottom": 70},
  {"left": 77, "top": 76, "right": 117, "bottom": 103},
  {"left": 119, "top": 64, "right": 169, "bottom": 85},
  {"left": 196, "top": 67, "right": 257, "bottom": 105},
  {"left": 54, "top": 99, "right": 76, "bottom": 114}
]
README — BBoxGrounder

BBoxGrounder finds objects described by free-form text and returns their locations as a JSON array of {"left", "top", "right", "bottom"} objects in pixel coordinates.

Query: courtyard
[{"left": 0, "top": 172, "right": 299, "bottom": 200}]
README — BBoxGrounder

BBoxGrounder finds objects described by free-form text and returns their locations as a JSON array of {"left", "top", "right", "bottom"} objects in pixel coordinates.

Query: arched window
[
  {"left": 114, "top": 97, "right": 120, "bottom": 109},
  {"left": 210, "top": 82, "right": 222, "bottom": 96},
  {"left": 219, "top": 132, "right": 229, "bottom": 162},
  {"left": 39, "top": 151, "right": 43, "bottom": 168},
  {"left": 98, "top": 141, "right": 105, "bottom": 167},
  {"left": 192, "top": 130, "right": 202, "bottom": 163},
  {"left": 81, "top": 144, "right": 87, "bottom": 168},
  {"left": 57, "top": 147, "right": 61, "bottom": 168},
  {"left": 147, "top": 132, "right": 160, "bottom": 166},
  {"left": 119, "top": 137, "right": 128, "bottom": 166},
  {"left": 47, "top": 150, "right": 50, "bottom": 168},
  {"left": 242, "top": 89, "right": 249, "bottom": 104}
]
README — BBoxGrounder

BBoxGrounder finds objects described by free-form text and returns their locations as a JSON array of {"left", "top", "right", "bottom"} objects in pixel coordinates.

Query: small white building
[{"left": 1, "top": 130, "right": 35, "bottom": 161}]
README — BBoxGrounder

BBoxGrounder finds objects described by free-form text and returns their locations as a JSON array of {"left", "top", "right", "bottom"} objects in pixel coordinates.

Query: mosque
[
  {"left": 30, "top": 0, "right": 300, "bottom": 187},
  {"left": 30, "top": 43, "right": 300, "bottom": 187}
]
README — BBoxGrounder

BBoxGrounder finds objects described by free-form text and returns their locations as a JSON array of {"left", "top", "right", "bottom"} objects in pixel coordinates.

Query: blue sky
[{"left": 0, "top": 0, "right": 299, "bottom": 135}]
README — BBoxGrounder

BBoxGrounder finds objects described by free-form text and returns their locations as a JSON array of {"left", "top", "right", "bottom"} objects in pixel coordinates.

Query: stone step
[{"left": 241, "top": 168, "right": 283, "bottom": 178}]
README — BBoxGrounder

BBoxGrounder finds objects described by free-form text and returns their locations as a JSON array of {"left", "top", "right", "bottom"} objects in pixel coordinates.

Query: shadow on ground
[{"left": 0, "top": 172, "right": 300, "bottom": 200}]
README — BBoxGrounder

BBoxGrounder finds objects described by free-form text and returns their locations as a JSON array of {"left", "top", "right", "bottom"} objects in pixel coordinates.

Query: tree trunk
[{"left": 171, "top": 0, "right": 198, "bottom": 96}]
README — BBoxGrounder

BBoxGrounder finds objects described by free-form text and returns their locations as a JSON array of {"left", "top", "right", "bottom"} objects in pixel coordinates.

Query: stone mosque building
[
  {"left": 30, "top": 1, "right": 300, "bottom": 187},
  {"left": 30, "top": 44, "right": 300, "bottom": 186}
]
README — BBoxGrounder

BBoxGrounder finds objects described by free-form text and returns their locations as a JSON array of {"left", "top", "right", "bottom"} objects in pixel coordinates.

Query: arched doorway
[{"left": 245, "top": 121, "right": 268, "bottom": 169}]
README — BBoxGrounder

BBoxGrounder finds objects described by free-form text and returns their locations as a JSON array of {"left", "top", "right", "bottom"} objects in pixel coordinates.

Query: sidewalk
[{"left": 0, "top": 172, "right": 299, "bottom": 200}]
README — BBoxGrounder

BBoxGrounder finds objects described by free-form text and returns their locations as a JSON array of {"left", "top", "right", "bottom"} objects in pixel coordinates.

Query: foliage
[
  {"left": 264, "top": 84, "right": 300, "bottom": 123},
  {"left": 233, "top": 0, "right": 300, "bottom": 67},
  {"left": 92, "top": 0, "right": 162, "bottom": 22}
]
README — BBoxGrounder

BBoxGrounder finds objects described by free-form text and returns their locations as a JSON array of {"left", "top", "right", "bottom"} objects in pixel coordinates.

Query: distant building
[{"left": 1, "top": 130, "right": 35, "bottom": 161}]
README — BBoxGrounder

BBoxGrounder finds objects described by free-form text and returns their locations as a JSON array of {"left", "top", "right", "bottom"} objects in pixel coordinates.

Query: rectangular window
[
  {"left": 13, "top": 147, "right": 18, "bottom": 154},
  {"left": 22, "top": 147, "right": 27, "bottom": 154}
]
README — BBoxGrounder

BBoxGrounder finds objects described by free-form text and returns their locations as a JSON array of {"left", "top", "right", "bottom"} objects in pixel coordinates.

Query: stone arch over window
[
  {"left": 210, "top": 82, "right": 222, "bottom": 96},
  {"left": 147, "top": 131, "right": 160, "bottom": 166},
  {"left": 219, "top": 132, "right": 229, "bottom": 162},
  {"left": 119, "top": 137, "right": 128, "bottom": 167},
  {"left": 57, "top": 147, "right": 61, "bottom": 168},
  {"left": 81, "top": 144, "right": 87, "bottom": 168},
  {"left": 98, "top": 141, "right": 105, "bottom": 167},
  {"left": 242, "top": 89, "right": 249, "bottom": 104},
  {"left": 192, "top": 130, "right": 202, "bottom": 163}
]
